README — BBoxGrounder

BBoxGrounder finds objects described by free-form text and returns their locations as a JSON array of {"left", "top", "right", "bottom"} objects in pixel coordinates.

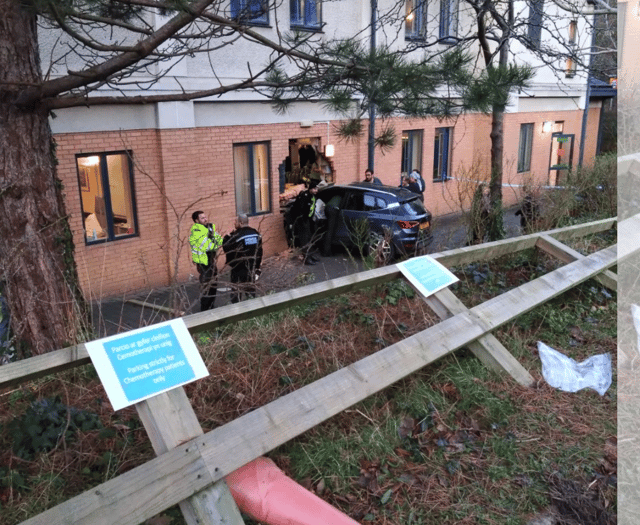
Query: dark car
[{"left": 285, "top": 182, "right": 432, "bottom": 262}]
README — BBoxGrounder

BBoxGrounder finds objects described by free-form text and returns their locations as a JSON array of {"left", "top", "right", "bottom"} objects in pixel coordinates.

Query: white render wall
[{"left": 44, "top": 0, "right": 594, "bottom": 132}]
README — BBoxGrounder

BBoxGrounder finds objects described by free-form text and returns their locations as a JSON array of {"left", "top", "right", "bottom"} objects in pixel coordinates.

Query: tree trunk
[
  {"left": 488, "top": 105, "right": 506, "bottom": 241},
  {"left": 0, "top": 0, "right": 88, "bottom": 356}
]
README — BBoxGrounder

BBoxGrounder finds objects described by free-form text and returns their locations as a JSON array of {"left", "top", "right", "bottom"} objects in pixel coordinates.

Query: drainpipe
[
  {"left": 368, "top": 0, "right": 377, "bottom": 171},
  {"left": 578, "top": 10, "right": 597, "bottom": 167}
]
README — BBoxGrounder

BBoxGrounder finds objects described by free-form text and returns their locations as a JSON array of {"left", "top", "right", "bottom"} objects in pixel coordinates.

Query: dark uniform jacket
[{"left": 222, "top": 226, "right": 263, "bottom": 274}]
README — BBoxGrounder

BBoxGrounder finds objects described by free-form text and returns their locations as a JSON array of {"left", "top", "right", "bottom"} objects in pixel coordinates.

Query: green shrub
[{"left": 7, "top": 397, "right": 102, "bottom": 459}]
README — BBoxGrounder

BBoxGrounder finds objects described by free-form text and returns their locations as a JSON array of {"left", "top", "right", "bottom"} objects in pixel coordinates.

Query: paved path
[{"left": 92, "top": 207, "right": 523, "bottom": 337}]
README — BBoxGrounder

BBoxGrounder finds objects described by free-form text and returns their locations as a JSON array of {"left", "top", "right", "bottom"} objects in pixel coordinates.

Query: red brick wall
[{"left": 54, "top": 107, "right": 595, "bottom": 298}]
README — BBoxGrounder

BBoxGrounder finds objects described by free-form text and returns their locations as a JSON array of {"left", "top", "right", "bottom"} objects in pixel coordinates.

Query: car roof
[{"left": 320, "top": 182, "right": 417, "bottom": 200}]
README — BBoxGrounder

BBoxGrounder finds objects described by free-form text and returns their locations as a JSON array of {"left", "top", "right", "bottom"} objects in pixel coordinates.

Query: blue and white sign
[
  {"left": 397, "top": 255, "right": 459, "bottom": 297},
  {"left": 86, "top": 319, "right": 209, "bottom": 411}
]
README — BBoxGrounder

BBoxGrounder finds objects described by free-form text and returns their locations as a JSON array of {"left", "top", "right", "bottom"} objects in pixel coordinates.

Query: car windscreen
[{"left": 398, "top": 198, "right": 426, "bottom": 217}]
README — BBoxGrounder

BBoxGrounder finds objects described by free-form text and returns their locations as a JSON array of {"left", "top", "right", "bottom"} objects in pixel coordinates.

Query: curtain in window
[
  {"left": 291, "top": 0, "right": 319, "bottom": 27},
  {"left": 517, "top": 124, "right": 534, "bottom": 173},
  {"left": 234, "top": 145, "right": 251, "bottom": 215},
  {"left": 439, "top": 0, "right": 458, "bottom": 39},
  {"left": 406, "top": 0, "right": 425, "bottom": 38},
  {"left": 231, "top": 0, "right": 267, "bottom": 22},
  {"left": 305, "top": 0, "right": 319, "bottom": 26},
  {"left": 253, "top": 143, "right": 270, "bottom": 213}
]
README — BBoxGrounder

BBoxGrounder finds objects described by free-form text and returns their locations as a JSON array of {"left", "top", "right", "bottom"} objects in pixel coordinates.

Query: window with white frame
[
  {"left": 290, "top": 0, "right": 321, "bottom": 29},
  {"left": 233, "top": 142, "right": 271, "bottom": 216},
  {"left": 406, "top": 0, "right": 428, "bottom": 40},
  {"left": 439, "top": 0, "right": 458, "bottom": 43},
  {"left": 76, "top": 152, "right": 138, "bottom": 243},
  {"left": 527, "top": 0, "right": 544, "bottom": 49},
  {"left": 433, "top": 127, "right": 452, "bottom": 182},
  {"left": 517, "top": 123, "right": 534, "bottom": 173},
  {"left": 230, "top": 0, "right": 269, "bottom": 24}
]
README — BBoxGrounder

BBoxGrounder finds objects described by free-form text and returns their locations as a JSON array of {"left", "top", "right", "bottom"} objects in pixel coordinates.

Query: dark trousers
[
  {"left": 196, "top": 263, "right": 217, "bottom": 311},
  {"left": 230, "top": 266, "right": 256, "bottom": 304},
  {"left": 294, "top": 217, "right": 318, "bottom": 259}
]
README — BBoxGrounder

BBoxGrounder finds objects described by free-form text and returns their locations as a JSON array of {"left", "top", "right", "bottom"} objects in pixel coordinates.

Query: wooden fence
[{"left": 0, "top": 218, "right": 617, "bottom": 525}]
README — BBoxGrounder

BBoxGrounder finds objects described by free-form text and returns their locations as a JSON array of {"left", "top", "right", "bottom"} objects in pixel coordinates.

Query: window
[
  {"left": 234, "top": 142, "right": 271, "bottom": 216},
  {"left": 76, "top": 152, "right": 138, "bottom": 244},
  {"left": 566, "top": 20, "right": 578, "bottom": 77},
  {"left": 290, "top": 0, "right": 321, "bottom": 29},
  {"left": 439, "top": 0, "right": 458, "bottom": 43},
  {"left": 527, "top": 0, "right": 544, "bottom": 48},
  {"left": 433, "top": 127, "right": 452, "bottom": 182},
  {"left": 406, "top": 0, "right": 427, "bottom": 39},
  {"left": 518, "top": 123, "right": 534, "bottom": 173},
  {"left": 230, "top": 0, "right": 269, "bottom": 24},
  {"left": 401, "top": 130, "right": 423, "bottom": 177}
]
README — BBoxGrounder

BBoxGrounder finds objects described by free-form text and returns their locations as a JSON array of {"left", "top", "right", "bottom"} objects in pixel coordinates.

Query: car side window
[{"left": 363, "top": 194, "right": 386, "bottom": 211}]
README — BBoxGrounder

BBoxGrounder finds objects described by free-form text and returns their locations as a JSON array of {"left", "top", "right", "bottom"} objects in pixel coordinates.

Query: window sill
[
  {"left": 290, "top": 24, "right": 323, "bottom": 32},
  {"left": 234, "top": 19, "right": 271, "bottom": 27},
  {"left": 439, "top": 37, "right": 457, "bottom": 45},
  {"left": 432, "top": 178, "right": 449, "bottom": 183}
]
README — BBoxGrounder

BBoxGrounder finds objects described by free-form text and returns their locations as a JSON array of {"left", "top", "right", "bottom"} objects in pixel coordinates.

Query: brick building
[{"left": 42, "top": 1, "right": 604, "bottom": 298}]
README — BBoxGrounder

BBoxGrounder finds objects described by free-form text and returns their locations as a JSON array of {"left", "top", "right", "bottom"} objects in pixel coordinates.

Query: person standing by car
[
  {"left": 222, "top": 214, "right": 263, "bottom": 304},
  {"left": 189, "top": 210, "right": 223, "bottom": 311},
  {"left": 410, "top": 169, "right": 425, "bottom": 195},
  {"left": 291, "top": 179, "right": 321, "bottom": 265},
  {"left": 401, "top": 174, "right": 423, "bottom": 200},
  {"left": 363, "top": 169, "right": 382, "bottom": 185}
]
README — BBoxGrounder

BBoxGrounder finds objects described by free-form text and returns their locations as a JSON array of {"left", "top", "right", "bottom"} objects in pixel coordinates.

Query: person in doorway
[
  {"left": 189, "top": 210, "right": 223, "bottom": 311},
  {"left": 363, "top": 168, "right": 382, "bottom": 185},
  {"left": 222, "top": 214, "right": 263, "bottom": 304},
  {"left": 291, "top": 179, "right": 321, "bottom": 265}
]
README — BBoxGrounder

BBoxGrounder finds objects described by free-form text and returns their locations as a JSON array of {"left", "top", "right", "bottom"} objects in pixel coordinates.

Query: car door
[{"left": 338, "top": 190, "right": 389, "bottom": 246}]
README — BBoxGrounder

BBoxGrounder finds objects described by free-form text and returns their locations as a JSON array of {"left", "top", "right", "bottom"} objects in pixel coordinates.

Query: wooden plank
[
  {"left": 136, "top": 389, "right": 244, "bottom": 525},
  {"left": 192, "top": 247, "right": 616, "bottom": 486},
  {"left": 430, "top": 217, "right": 615, "bottom": 268},
  {"left": 21, "top": 437, "right": 214, "bottom": 525},
  {"left": 422, "top": 289, "right": 534, "bottom": 387},
  {"left": 0, "top": 218, "right": 615, "bottom": 390},
  {"left": 0, "top": 344, "right": 91, "bottom": 389},
  {"left": 20, "top": 245, "right": 616, "bottom": 525},
  {"left": 536, "top": 234, "right": 617, "bottom": 291}
]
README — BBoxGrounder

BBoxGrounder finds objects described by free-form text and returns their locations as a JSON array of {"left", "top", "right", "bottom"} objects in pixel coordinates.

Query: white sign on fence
[
  {"left": 397, "top": 255, "right": 459, "bottom": 297},
  {"left": 86, "top": 319, "right": 209, "bottom": 411}
]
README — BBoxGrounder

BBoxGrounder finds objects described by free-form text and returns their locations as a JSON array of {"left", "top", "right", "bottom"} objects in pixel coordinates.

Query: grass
[{"left": 0, "top": 230, "right": 616, "bottom": 525}]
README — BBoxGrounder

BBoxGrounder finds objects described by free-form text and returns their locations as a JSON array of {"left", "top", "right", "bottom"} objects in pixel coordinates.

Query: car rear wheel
[{"left": 366, "top": 231, "right": 394, "bottom": 264}]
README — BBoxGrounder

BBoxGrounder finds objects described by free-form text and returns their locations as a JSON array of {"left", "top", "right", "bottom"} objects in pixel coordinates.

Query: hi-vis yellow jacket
[{"left": 189, "top": 223, "right": 223, "bottom": 265}]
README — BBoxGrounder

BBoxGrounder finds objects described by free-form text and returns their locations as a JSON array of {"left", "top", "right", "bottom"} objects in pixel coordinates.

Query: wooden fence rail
[
  {"left": 0, "top": 218, "right": 616, "bottom": 525},
  {"left": 0, "top": 217, "right": 615, "bottom": 390}
]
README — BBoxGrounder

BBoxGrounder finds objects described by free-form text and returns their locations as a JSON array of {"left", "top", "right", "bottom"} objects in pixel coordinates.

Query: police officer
[
  {"left": 290, "top": 179, "right": 320, "bottom": 265},
  {"left": 189, "top": 210, "right": 223, "bottom": 311},
  {"left": 222, "top": 214, "right": 263, "bottom": 303}
]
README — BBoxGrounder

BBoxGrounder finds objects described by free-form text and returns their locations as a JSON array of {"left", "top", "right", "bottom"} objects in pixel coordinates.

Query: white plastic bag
[{"left": 537, "top": 341, "right": 612, "bottom": 396}]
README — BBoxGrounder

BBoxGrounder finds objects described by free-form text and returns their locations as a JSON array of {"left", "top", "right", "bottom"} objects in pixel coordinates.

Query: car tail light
[{"left": 397, "top": 220, "right": 419, "bottom": 229}]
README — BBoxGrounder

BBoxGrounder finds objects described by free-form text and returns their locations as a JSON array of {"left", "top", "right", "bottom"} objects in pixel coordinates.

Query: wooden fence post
[
  {"left": 421, "top": 288, "right": 535, "bottom": 387},
  {"left": 136, "top": 387, "right": 245, "bottom": 525}
]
